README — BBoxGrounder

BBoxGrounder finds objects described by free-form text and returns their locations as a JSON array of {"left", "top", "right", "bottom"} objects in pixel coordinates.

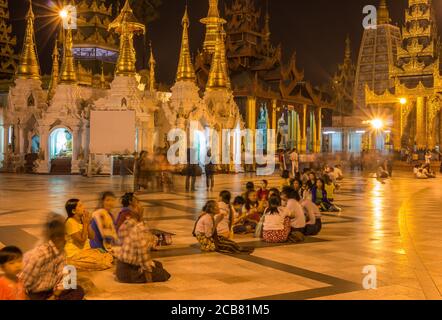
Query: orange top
[{"left": 0, "top": 276, "right": 27, "bottom": 300}]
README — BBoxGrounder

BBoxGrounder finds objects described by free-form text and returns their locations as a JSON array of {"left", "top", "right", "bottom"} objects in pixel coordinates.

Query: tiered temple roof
[
  {"left": 195, "top": 0, "right": 331, "bottom": 109},
  {"left": 0, "top": 0, "right": 18, "bottom": 80},
  {"left": 72, "top": 0, "right": 119, "bottom": 76}
]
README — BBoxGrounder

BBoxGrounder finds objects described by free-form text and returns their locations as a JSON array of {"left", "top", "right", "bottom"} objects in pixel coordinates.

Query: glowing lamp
[
  {"left": 399, "top": 98, "right": 407, "bottom": 105},
  {"left": 371, "top": 119, "right": 384, "bottom": 130}
]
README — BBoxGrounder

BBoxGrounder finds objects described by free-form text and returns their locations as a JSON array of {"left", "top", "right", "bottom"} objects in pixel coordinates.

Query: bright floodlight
[
  {"left": 371, "top": 119, "right": 384, "bottom": 130},
  {"left": 59, "top": 9, "right": 68, "bottom": 19},
  {"left": 400, "top": 97, "right": 407, "bottom": 105}
]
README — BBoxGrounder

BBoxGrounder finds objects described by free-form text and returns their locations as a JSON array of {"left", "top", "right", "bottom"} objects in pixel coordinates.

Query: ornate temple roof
[
  {"left": 73, "top": 0, "right": 118, "bottom": 51},
  {"left": 0, "top": 0, "right": 19, "bottom": 80}
]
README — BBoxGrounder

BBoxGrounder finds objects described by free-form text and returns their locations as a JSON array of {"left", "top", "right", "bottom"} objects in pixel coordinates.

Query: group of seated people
[
  {"left": 0, "top": 191, "right": 170, "bottom": 300},
  {"left": 193, "top": 170, "right": 343, "bottom": 254},
  {"left": 413, "top": 163, "right": 437, "bottom": 179}
]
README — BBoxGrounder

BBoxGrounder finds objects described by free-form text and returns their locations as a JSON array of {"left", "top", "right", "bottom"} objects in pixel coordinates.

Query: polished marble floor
[{"left": 1, "top": 170, "right": 442, "bottom": 300}]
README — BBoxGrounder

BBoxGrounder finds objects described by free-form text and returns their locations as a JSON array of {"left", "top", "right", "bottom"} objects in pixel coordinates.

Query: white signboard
[{"left": 90, "top": 110, "right": 136, "bottom": 154}]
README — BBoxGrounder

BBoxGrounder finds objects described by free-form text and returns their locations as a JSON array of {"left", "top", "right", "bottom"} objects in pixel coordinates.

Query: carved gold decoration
[{"left": 176, "top": 6, "right": 196, "bottom": 82}]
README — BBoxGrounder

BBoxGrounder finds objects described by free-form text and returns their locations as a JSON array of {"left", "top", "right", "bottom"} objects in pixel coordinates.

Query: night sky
[{"left": 7, "top": 0, "right": 442, "bottom": 86}]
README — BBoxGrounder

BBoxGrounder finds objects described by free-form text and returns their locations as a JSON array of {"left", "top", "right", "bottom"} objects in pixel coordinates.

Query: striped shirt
[
  {"left": 114, "top": 219, "right": 155, "bottom": 272},
  {"left": 20, "top": 241, "right": 66, "bottom": 293}
]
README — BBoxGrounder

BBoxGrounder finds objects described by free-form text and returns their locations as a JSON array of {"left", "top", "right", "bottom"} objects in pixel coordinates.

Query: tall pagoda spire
[
  {"left": 0, "top": 0, "right": 19, "bottom": 79},
  {"left": 207, "top": 31, "right": 228, "bottom": 90},
  {"left": 201, "top": 0, "right": 226, "bottom": 54},
  {"left": 109, "top": 0, "right": 145, "bottom": 76},
  {"left": 60, "top": 24, "right": 77, "bottom": 84},
  {"left": 377, "top": 0, "right": 390, "bottom": 25},
  {"left": 149, "top": 43, "right": 156, "bottom": 92},
  {"left": 344, "top": 35, "right": 351, "bottom": 63},
  {"left": 263, "top": 0, "right": 271, "bottom": 43},
  {"left": 48, "top": 39, "right": 60, "bottom": 99},
  {"left": 176, "top": 6, "right": 196, "bottom": 82},
  {"left": 16, "top": 0, "right": 40, "bottom": 80}
]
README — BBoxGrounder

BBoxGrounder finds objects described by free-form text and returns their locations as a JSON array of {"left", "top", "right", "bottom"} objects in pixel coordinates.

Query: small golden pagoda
[
  {"left": 108, "top": 0, "right": 145, "bottom": 76},
  {"left": 200, "top": 0, "right": 226, "bottom": 55},
  {"left": 176, "top": 6, "right": 196, "bottom": 83},
  {"left": 149, "top": 44, "right": 156, "bottom": 92},
  {"left": 16, "top": 0, "right": 40, "bottom": 81},
  {"left": 0, "top": 0, "right": 18, "bottom": 80}
]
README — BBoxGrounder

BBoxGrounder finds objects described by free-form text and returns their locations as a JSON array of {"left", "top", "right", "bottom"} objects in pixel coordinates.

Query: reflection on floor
[{"left": 0, "top": 171, "right": 441, "bottom": 300}]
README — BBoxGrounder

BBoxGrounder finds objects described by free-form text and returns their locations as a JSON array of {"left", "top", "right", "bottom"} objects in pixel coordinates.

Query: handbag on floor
[
  {"left": 254, "top": 210, "right": 267, "bottom": 238},
  {"left": 151, "top": 229, "right": 175, "bottom": 246}
]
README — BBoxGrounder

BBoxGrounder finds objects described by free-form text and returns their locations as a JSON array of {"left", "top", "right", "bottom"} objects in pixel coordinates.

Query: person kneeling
[
  {"left": 114, "top": 211, "right": 170, "bottom": 284},
  {"left": 262, "top": 196, "right": 293, "bottom": 243}
]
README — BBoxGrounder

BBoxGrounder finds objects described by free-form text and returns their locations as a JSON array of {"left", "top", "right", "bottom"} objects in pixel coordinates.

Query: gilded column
[
  {"left": 393, "top": 103, "right": 402, "bottom": 152},
  {"left": 416, "top": 96, "right": 426, "bottom": 150},
  {"left": 315, "top": 107, "right": 322, "bottom": 153},
  {"left": 299, "top": 104, "right": 307, "bottom": 153},
  {"left": 271, "top": 99, "right": 277, "bottom": 130},
  {"left": 247, "top": 97, "right": 256, "bottom": 130}
]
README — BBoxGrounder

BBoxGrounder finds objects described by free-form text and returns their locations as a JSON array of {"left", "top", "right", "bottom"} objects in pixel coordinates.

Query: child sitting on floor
[{"left": 0, "top": 246, "right": 27, "bottom": 300}]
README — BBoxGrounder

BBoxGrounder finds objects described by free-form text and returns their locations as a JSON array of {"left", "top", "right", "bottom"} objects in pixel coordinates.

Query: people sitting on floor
[
  {"left": 242, "top": 181, "right": 255, "bottom": 199},
  {"left": 90, "top": 191, "right": 118, "bottom": 252},
  {"left": 376, "top": 165, "right": 389, "bottom": 182},
  {"left": 302, "top": 197, "right": 322, "bottom": 235},
  {"left": 281, "top": 187, "right": 306, "bottom": 241},
  {"left": 422, "top": 164, "right": 436, "bottom": 178},
  {"left": 193, "top": 201, "right": 253, "bottom": 254},
  {"left": 20, "top": 216, "right": 85, "bottom": 300},
  {"left": 323, "top": 175, "right": 336, "bottom": 203},
  {"left": 116, "top": 193, "right": 143, "bottom": 231},
  {"left": 281, "top": 170, "right": 291, "bottom": 188},
  {"left": 257, "top": 180, "right": 270, "bottom": 201},
  {"left": 114, "top": 208, "right": 171, "bottom": 284},
  {"left": 232, "top": 196, "right": 245, "bottom": 217},
  {"left": 334, "top": 165, "right": 344, "bottom": 181},
  {"left": 217, "top": 191, "right": 235, "bottom": 239},
  {"left": 64, "top": 199, "right": 113, "bottom": 271},
  {"left": 312, "top": 179, "right": 341, "bottom": 212},
  {"left": 261, "top": 195, "right": 293, "bottom": 243},
  {"left": 233, "top": 190, "right": 264, "bottom": 234},
  {"left": 0, "top": 246, "right": 27, "bottom": 300},
  {"left": 291, "top": 178, "right": 304, "bottom": 200},
  {"left": 307, "top": 172, "right": 317, "bottom": 190}
]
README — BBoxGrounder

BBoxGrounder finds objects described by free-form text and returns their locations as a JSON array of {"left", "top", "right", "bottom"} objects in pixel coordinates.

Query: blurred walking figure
[
  {"left": 425, "top": 150, "right": 432, "bottom": 165},
  {"left": 119, "top": 156, "right": 130, "bottom": 192},
  {"left": 205, "top": 149, "right": 216, "bottom": 192},
  {"left": 289, "top": 148, "right": 299, "bottom": 178},
  {"left": 185, "top": 148, "right": 198, "bottom": 192}
]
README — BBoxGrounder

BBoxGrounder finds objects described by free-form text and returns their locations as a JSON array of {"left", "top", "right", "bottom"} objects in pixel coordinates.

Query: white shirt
[
  {"left": 334, "top": 167, "right": 343, "bottom": 179},
  {"left": 286, "top": 199, "right": 306, "bottom": 229},
  {"left": 290, "top": 152, "right": 298, "bottom": 162},
  {"left": 195, "top": 214, "right": 214, "bottom": 237},
  {"left": 301, "top": 199, "right": 320, "bottom": 224},
  {"left": 263, "top": 207, "right": 290, "bottom": 231},
  {"left": 217, "top": 202, "right": 233, "bottom": 236}
]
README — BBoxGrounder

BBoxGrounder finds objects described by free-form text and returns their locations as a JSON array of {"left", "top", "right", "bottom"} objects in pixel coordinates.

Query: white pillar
[{"left": 71, "top": 126, "right": 81, "bottom": 174}]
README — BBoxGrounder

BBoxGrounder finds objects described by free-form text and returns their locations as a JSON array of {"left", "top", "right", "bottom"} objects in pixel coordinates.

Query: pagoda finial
[
  {"left": 377, "top": 0, "right": 390, "bottom": 25},
  {"left": 345, "top": 35, "right": 351, "bottom": 61},
  {"left": 16, "top": 0, "right": 41, "bottom": 80},
  {"left": 60, "top": 22, "right": 77, "bottom": 84},
  {"left": 207, "top": 31, "right": 228, "bottom": 90},
  {"left": 201, "top": 0, "right": 226, "bottom": 54},
  {"left": 149, "top": 42, "right": 156, "bottom": 92},
  {"left": 264, "top": 0, "right": 271, "bottom": 42},
  {"left": 176, "top": 6, "right": 196, "bottom": 82},
  {"left": 48, "top": 39, "right": 60, "bottom": 99},
  {"left": 109, "top": 0, "right": 145, "bottom": 76}
]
